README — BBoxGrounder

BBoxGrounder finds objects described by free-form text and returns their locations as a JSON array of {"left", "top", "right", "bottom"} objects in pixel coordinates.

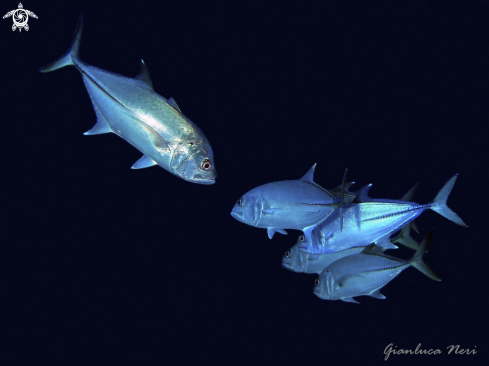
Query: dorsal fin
[
  {"left": 400, "top": 182, "right": 419, "bottom": 202},
  {"left": 353, "top": 184, "right": 373, "bottom": 203},
  {"left": 168, "top": 97, "right": 182, "bottom": 113},
  {"left": 300, "top": 163, "right": 317, "bottom": 183},
  {"left": 136, "top": 59, "right": 154, "bottom": 90}
]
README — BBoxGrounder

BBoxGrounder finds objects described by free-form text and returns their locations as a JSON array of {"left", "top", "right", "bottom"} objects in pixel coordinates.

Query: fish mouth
[
  {"left": 281, "top": 261, "right": 293, "bottom": 271},
  {"left": 191, "top": 176, "right": 216, "bottom": 185},
  {"left": 230, "top": 211, "right": 244, "bottom": 221},
  {"left": 313, "top": 286, "right": 320, "bottom": 296}
]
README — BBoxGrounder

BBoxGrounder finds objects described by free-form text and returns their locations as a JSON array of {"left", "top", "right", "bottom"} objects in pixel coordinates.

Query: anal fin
[
  {"left": 267, "top": 228, "right": 287, "bottom": 239},
  {"left": 341, "top": 297, "right": 360, "bottom": 304},
  {"left": 369, "top": 289, "right": 386, "bottom": 299},
  {"left": 375, "top": 233, "right": 398, "bottom": 250}
]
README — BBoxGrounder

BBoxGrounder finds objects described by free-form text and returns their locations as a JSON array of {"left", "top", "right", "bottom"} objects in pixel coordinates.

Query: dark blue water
[{"left": 1, "top": 0, "right": 488, "bottom": 365}]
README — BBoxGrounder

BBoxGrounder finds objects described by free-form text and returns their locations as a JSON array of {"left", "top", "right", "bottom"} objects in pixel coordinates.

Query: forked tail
[
  {"left": 431, "top": 174, "right": 467, "bottom": 227},
  {"left": 39, "top": 15, "right": 83, "bottom": 72},
  {"left": 409, "top": 229, "right": 441, "bottom": 281}
]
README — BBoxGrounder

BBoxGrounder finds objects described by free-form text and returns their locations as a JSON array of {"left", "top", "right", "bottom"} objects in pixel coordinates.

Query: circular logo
[{"left": 13, "top": 9, "right": 28, "bottom": 28}]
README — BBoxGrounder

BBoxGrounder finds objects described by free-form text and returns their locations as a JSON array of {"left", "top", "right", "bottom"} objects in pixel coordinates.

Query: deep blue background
[{"left": 1, "top": 0, "right": 488, "bottom": 365}]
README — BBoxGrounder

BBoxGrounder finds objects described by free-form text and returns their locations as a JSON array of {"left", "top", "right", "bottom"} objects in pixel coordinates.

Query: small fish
[
  {"left": 39, "top": 16, "right": 217, "bottom": 184},
  {"left": 300, "top": 175, "right": 466, "bottom": 254},
  {"left": 230, "top": 164, "right": 341, "bottom": 239},
  {"left": 313, "top": 229, "right": 440, "bottom": 304}
]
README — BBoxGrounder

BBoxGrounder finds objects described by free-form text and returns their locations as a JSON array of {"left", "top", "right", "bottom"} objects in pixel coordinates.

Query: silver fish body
[
  {"left": 283, "top": 221, "right": 418, "bottom": 274},
  {"left": 282, "top": 235, "right": 364, "bottom": 274},
  {"left": 40, "top": 16, "right": 216, "bottom": 184},
  {"left": 313, "top": 230, "right": 440, "bottom": 304},
  {"left": 230, "top": 164, "right": 339, "bottom": 239},
  {"left": 300, "top": 175, "right": 466, "bottom": 254}
]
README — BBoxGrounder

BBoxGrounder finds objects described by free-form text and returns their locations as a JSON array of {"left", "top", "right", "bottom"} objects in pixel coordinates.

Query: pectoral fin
[
  {"left": 262, "top": 208, "right": 282, "bottom": 214},
  {"left": 336, "top": 274, "right": 365, "bottom": 288},
  {"left": 131, "top": 155, "right": 157, "bottom": 169},
  {"left": 267, "top": 228, "right": 288, "bottom": 239}
]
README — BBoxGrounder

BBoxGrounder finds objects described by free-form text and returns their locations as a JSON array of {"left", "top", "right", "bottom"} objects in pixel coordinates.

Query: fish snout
[{"left": 230, "top": 210, "right": 244, "bottom": 221}]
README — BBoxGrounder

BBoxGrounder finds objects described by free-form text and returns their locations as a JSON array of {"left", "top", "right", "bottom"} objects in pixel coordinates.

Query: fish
[
  {"left": 282, "top": 221, "right": 419, "bottom": 274},
  {"left": 313, "top": 229, "right": 440, "bottom": 304},
  {"left": 282, "top": 235, "right": 365, "bottom": 274},
  {"left": 300, "top": 175, "right": 466, "bottom": 254},
  {"left": 230, "top": 164, "right": 342, "bottom": 239},
  {"left": 39, "top": 16, "right": 217, "bottom": 185}
]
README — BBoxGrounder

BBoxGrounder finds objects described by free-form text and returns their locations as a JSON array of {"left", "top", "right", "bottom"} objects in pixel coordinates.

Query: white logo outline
[{"left": 3, "top": 3, "right": 38, "bottom": 32}]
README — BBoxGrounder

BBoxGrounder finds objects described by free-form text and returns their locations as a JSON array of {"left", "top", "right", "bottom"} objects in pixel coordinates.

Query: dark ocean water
[{"left": 1, "top": 0, "right": 488, "bottom": 365}]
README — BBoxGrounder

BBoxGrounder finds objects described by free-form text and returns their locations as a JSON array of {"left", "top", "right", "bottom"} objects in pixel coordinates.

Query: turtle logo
[{"left": 3, "top": 3, "right": 37, "bottom": 32}]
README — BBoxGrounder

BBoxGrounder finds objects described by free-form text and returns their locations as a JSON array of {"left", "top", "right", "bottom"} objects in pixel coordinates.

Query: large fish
[
  {"left": 230, "top": 164, "right": 342, "bottom": 239},
  {"left": 282, "top": 235, "right": 365, "bottom": 274},
  {"left": 282, "top": 221, "right": 419, "bottom": 274},
  {"left": 39, "top": 16, "right": 217, "bottom": 184},
  {"left": 313, "top": 229, "right": 440, "bottom": 304},
  {"left": 300, "top": 175, "right": 466, "bottom": 254}
]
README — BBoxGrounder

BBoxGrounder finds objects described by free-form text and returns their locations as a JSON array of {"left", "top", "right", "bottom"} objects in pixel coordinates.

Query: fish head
[
  {"left": 313, "top": 270, "right": 334, "bottom": 300},
  {"left": 170, "top": 139, "right": 217, "bottom": 185},
  {"left": 230, "top": 188, "right": 263, "bottom": 227},
  {"left": 281, "top": 243, "right": 304, "bottom": 272}
]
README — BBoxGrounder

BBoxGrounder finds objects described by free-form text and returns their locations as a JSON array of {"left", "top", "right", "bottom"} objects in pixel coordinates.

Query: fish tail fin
[
  {"left": 409, "top": 229, "right": 441, "bottom": 281},
  {"left": 430, "top": 174, "right": 467, "bottom": 227},
  {"left": 39, "top": 15, "right": 83, "bottom": 72}
]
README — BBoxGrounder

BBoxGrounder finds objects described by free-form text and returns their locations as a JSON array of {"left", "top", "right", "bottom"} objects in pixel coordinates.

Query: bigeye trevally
[
  {"left": 282, "top": 221, "right": 419, "bottom": 274},
  {"left": 300, "top": 175, "right": 467, "bottom": 254},
  {"left": 282, "top": 235, "right": 365, "bottom": 274},
  {"left": 39, "top": 16, "right": 217, "bottom": 185},
  {"left": 313, "top": 229, "right": 440, "bottom": 304},
  {"left": 230, "top": 164, "right": 342, "bottom": 239}
]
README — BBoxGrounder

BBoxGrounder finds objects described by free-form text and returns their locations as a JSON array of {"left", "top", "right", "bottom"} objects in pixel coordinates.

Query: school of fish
[
  {"left": 40, "top": 17, "right": 468, "bottom": 305},
  {"left": 231, "top": 165, "right": 467, "bottom": 304}
]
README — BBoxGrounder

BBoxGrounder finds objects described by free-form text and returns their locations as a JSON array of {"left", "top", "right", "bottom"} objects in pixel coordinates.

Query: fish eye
[
  {"left": 314, "top": 278, "right": 320, "bottom": 286},
  {"left": 285, "top": 250, "right": 291, "bottom": 258},
  {"left": 237, "top": 197, "right": 244, "bottom": 207},
  {"left": 201, "top": 159, "right": 212, "bottom": 171},
  {"left": 299, "top": 235, "right": 305, "bottom": 242}
]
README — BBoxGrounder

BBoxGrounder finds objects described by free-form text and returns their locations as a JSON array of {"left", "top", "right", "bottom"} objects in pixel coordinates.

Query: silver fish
[
  {"left": 282, "top": 221, "right": 418, "bottom": 274},
  {"left": 313, "top": 229, "right": 440, "bottom": 304},
  {"left": 39, "top": 16, "right": 217, "bottom": 185},
  {"left": 282, "top": 235, "right": 365, "bottom": 274},
  {"left": 230, "top": 164, "right": 340, "bottom": 239},
  {"left": 300, "top": 175, "right": 466, "bottom": 254}
]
